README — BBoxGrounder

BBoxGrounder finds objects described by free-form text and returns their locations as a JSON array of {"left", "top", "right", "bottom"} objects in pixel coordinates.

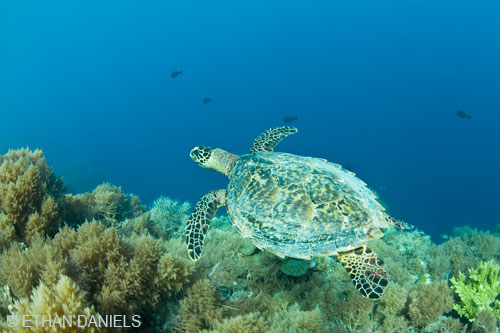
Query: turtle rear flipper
[
  {"left": 250, "top": 126, "right": 297, "bottom": 153},
  {"left": 186, "top": 189, "right": 226, "bottom": 261},
  {"left": 337, "top": 246, "right": 388, "bottom": 299}
]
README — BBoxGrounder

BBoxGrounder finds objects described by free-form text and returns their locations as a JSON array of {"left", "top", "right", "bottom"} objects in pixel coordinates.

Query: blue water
[{"left": 1, "top": 0, "right": 499, "bottom": 241}]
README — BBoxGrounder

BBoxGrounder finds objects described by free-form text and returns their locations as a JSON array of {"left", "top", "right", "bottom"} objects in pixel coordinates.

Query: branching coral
[{"left": 450, "top": 260, "right": 500, "bottom": 322}]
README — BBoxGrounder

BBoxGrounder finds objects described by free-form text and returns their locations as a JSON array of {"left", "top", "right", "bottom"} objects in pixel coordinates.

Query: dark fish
[
  {"left": 171, "top": 70, "right": 182, "bottom": 78},
  {"left": 202, "top": 98, "right": 213, "bottom": 104},
  {"left": 456, "top": 110, "right": 471, "bottom": 119},
  {"left": 283, "top": 115, "right": 298, "bottom": 123}
]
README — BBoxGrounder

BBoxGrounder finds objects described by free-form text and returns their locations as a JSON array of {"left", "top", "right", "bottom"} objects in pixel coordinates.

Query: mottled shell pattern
[{"left": 226, "top": 152, "right": 390, "bottom": 259}]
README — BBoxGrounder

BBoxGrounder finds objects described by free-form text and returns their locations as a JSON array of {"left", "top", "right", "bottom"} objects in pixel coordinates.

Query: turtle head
[
  {"left": 190, "top": 146, "right": 238, "bottom": 177},
  {"left": 190, "top": 146, "right": 215, "bottom": 168}
]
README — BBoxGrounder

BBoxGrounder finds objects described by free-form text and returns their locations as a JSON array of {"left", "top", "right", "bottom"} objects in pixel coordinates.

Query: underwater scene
[{"left": 1, "top": 0, "right": 500, "bottom": 332}]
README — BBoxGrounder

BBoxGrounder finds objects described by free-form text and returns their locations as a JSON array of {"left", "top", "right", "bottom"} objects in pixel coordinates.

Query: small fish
[
  {"left": 202, "top": 97, "right": 213, "bottom": 104},
  {"left": 456, "top": 110, "right": 471, "bottom": 119},
  {"left": 171, "top": 70, "right": 183, "bottom": 78},
  {"left": 283, "top": 116, "right": 298, "bottom": 123}
]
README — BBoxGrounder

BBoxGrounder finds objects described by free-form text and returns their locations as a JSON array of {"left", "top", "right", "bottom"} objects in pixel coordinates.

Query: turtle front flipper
[
  {"left": 186, "top": 189, "right": 226, "bottom": 261},
  {"left": 250, "top": 126, "right": 297, "bottom": 153},
  {"left": 337, "top": 246, "right": 388, "bottom": 299}
]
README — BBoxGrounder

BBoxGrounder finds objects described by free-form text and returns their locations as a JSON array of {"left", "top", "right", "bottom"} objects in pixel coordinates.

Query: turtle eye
[{"left": 190, "top": 146, "right": 213, "bottom": 166}]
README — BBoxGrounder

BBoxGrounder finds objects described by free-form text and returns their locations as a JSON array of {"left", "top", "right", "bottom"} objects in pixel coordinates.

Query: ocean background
[{"left": 1, "top": 0, "right": 499, "bottom": 242}]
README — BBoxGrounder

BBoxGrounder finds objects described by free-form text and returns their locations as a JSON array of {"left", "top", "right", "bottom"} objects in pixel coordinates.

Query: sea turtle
[{"left": 186, "top": 126, "right": 412, "bottom": 299}]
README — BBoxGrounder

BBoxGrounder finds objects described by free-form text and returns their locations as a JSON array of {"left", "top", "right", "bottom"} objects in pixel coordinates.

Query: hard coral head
[{"left": 190, "top": 146, "right": 216, "bottom": 169}]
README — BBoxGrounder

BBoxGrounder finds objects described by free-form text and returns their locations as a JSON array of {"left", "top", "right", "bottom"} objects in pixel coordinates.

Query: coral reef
[
  {"left": 428, "top": 227, "right": 500, "bottom": 280},
  {"left": 0, "top": 148, "right": 195, "bottom": 331},
  {"left": 0, "top": 220, "right": 193, "bottom": 330},
  {"left": 1, "top": 148, "right": 500, "bottom": 332}
]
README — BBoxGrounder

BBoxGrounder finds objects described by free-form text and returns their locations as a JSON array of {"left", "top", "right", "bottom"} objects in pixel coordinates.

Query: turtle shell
[{"left": 226, "top": 152, "right": 389, "bottom": 259}]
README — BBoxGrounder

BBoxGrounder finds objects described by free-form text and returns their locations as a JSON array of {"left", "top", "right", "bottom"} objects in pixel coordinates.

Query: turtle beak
[{"left": 190, "top": 147, "right": 202, "bottom": 164}]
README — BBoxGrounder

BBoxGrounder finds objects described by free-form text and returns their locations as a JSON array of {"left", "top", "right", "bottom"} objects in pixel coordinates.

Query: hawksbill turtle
[{"left": 186, "top": 126, "right": 412, "bottom": 299}]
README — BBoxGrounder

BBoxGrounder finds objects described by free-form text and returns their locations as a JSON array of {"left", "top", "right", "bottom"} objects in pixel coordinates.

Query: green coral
[{"left": 450, "top": 260, "right": 500, "bottom": 322}]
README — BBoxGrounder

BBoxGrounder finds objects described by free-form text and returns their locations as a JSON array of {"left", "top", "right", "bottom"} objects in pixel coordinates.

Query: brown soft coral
[
  {"left": 0, "top": 148, "right": 64, "bottom": 246},
  {"left": 332, "top": 292, "right": 375, "bottom": 331},
  {"left": 63, "top": 220, "right": 193, "bottom": 322},
  {"left": 92, "top": 183, "right": 132, "bottom": 223},
  {"left": 191, "top": 227, "right": 283, "bottom": 300},
  {"left": 428, "top": 227, "right": 500, "bottom": 279},
  {"left": 378, "top": 282, "right": 408, "bottom": 315},
  {"left": 96, "top": 233, "right": 193, "bottom": 317},
  {"left": 0, "top": 236, "right": 66, "bottom": 298},
  {"left": 269, "top": 303, "right": 329, "bottom": 332},
  {"left": 70, "top": 220, "right": 122, "bottom": 288},
  {"left": 177, "top": 279, "right": 223, "bottom": 332},
  {"left": 0, "top": 275, "right": 100, "bottom": 333},
  {"left": 64, "top": 183, "right": 145, "bottom": 226},
  {"left": 0, "top": 218, "right": 193, "bottom": 331},
  {"left": 0, "top": 213, "right": 15, "bottom": 250},
  {"left": 406, "top": 281, "right": 454, "bottom": 329},
  {"left": 206, "top": 312, "right": 269, "bottom": 333}
]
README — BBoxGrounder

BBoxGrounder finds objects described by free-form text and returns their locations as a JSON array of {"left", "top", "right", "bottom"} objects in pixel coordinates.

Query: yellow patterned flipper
[
  {"left": 337, "top": 246, "right": 388, "bottom": 299},
  {"left": 250, "top": 126, "right": 297, "bottom": 153},
  {"left": 186, "top": 189, "right": 226, "bottom": 261}
]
